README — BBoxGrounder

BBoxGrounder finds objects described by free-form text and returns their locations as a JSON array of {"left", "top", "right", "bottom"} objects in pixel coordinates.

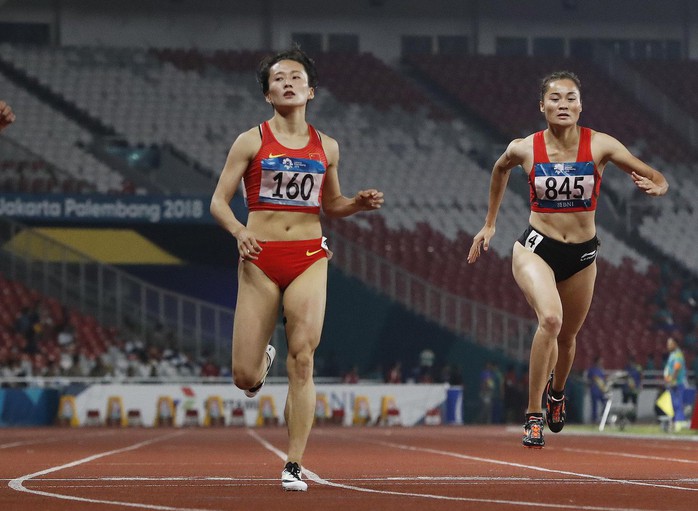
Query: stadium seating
[
  {"left": 0, "top": 45, "right": 692, "bottom": 370},
  {"left": 406, "top": 54, "right": 698, "bottom": 165}
]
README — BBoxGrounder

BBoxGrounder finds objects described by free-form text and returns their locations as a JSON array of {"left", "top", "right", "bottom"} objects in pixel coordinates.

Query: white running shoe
[
  {"left": 281, "top": 461, "right": 308, "bottom": 491},
  {"left": 244, "top": 345, "right": 275, "bottom": 398}
]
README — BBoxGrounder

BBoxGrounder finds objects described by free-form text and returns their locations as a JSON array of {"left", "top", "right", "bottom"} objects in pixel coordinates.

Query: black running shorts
[{"left": 516, "top": 225, "right": 600, "bottom": 282}]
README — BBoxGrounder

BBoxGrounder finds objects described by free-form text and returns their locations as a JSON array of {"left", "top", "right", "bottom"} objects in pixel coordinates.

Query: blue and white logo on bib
[
  {"left": 259, "top": 156, "right": 326, "bottom": 207},
  {"left": 534, "top": 161, "right": 595, "bottom": 210}
]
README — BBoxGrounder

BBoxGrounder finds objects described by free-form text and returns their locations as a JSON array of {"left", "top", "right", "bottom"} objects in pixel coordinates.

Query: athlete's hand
[
  {"left": 631, "top": 172, "right": 667, "bottom": 196},
  {"left": 355, "top": 189, "right": 384, "bottom": 210},
  {"left": 0, "top": 101, "right": 16, "bottom": 132},
  {"left": 467, "top": 225, "right": 495, "bottom": 264},
  {"left": 235, "top": 228, "right": 262, "bottom": 261}
]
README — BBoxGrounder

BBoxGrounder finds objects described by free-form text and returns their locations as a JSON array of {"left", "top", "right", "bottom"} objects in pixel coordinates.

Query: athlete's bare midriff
[
  {"left": 246, "top": 210, "right": 322, "bottom": 241},
  {"left": 528, "top": 210, "right": 597, "bottom": 243}
]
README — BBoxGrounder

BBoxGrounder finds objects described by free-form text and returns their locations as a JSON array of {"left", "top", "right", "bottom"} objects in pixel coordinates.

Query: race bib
[
  {"left": 533, "top": 161, "right": 595, "bottom": 210},
  {"left": 523, "top": 228, "right": 544, "bottom": 253},
  {"left": 259, "top": 156, "right": 325, "bottom": 207}
]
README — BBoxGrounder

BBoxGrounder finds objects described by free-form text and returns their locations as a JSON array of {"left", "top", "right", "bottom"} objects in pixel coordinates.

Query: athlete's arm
[
  {"left": 210, "top": 128, "right": 263, "bottom": 257},
  {"left": 467, "top": 138, "right": 527, "bottom": 263},
  {"left": 0, "top": 100, "right": 15, "bottom": 132},
  {"left": 320, "top": 133, "right": 384, "bottom": 218},
  {"left": 595, "top": 132, "right": 668, "bottom": 196}
]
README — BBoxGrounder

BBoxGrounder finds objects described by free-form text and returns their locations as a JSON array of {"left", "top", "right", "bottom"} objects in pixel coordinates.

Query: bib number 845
[{"left": 543, "top": 176, "right": 585, "bottom": 200}]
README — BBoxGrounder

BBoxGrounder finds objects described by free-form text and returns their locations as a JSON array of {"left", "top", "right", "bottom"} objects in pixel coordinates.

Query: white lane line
[
  {"left": 373, "top": 438, "right": 698, "bottom": 493},
  {"left": 247, "top": 429, "right": 659, "bottom": 511},
  {"left": 0, "top": 429, "right": 117, "bottom": 449},
  {"left": 7, "top": 431, "right": 213, "bottom": 511},
  {"left": 561, "top": 447, "right": 698, "bottom": 464},
  {"left": 5, "top": 475, "right": 697, "bottom": 485}
]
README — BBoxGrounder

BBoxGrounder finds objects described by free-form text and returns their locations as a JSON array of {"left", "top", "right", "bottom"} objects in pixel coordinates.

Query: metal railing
[
  {"left": 328, "top": 230, "right": 536, "bottom": 362},
  {"left": 0, "top": 216, "right": 234, "bottom": 363},
  {"left": 0, "top": 215, "right": 535, "bottom": 367}
]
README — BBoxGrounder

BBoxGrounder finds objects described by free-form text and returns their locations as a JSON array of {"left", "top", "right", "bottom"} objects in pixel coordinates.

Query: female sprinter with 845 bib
[
  {"left": 210, "top": 47, "right": 383, "bottom": 490},
  {"left": 467, "top": 71, "right": 667, "bottom": 448}
]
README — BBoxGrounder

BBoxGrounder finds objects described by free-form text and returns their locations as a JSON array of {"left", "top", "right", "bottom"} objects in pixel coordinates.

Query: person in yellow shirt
[{"left": 663, "top": 337, "right": 688, "bottom": 429}]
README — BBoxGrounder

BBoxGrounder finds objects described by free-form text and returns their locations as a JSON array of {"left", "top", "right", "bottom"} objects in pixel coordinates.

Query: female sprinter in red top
[
  {"left": 467, "top": 71, "right": 667, "bottom": 448},
  {"left": 210, "top": 47, "right": 383, "bottom": 490}
]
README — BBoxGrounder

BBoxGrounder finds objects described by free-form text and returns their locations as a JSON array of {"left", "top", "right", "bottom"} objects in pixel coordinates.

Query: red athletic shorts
[{"left": 248, "top": 237, "right": 329, "bottom": 290}]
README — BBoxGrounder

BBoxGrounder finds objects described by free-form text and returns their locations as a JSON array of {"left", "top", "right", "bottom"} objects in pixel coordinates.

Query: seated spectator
[
  {"left": 88, "top": 355, "right": 113, "bottom": 378},
  {"left": 342, "top": 366, "right": 360, "bottom": 384},
  {"left": 200, "top": 356, "right": 221, "bottom": 378},
  {"left": 386, "top": 361, "right": 403, "bottom": 383}
]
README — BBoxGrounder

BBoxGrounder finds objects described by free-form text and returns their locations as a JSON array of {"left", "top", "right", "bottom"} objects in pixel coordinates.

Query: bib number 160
[{"left": 272, "top": 172, "right": 314, "bottom": 201}]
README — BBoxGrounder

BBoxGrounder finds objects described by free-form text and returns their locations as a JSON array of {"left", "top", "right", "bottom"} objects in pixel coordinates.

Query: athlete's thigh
[
  {"left": 282, "top": 258, "right": 328, "bottom": 355},
  {"left": 232, "top": 261, "right": 281, "bottom": 366},
  {"left": 557, "top": 261, "right": 597, "bottom": 339},
  {"left": 512, "top": 242, "right": 561, "bottom": 317}
]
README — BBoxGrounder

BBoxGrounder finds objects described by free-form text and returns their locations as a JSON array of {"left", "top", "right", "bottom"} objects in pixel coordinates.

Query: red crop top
[
  {"left": 528, "top": 127, "right": 602, "bottom": 213},
  {"left": 243, "top": 121, "right": 328, "bottom": 214}
]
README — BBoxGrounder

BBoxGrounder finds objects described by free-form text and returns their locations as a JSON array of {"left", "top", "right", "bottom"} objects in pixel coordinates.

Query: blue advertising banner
[
  {"left": 0, "top": 193, "right": 217, "bottom": 224},
  {"left": 0, "top": 388, "right": 60, "bottom": 426}
]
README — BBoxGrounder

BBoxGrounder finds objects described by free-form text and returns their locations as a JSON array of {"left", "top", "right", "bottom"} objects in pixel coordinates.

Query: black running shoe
[
  {"left": 545, "top": 376, "right": 566, "bottom": 433},
  {"left": 522, "top": 416, "right": 545, "bottom": 448}
]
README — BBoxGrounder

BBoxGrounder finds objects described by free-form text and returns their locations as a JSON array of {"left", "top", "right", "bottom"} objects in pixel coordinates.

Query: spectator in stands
[
  {"left": 644, "top": 352, "right": 657, "bottom": 371},
  {"left": 503, "top": 364, "right": 525, "bottom": 424},
  {"left": 88, "top": 355, "right": 113, "bottom": 378},
  {"left": 0, "top": 100, "right": 15, "bottom": 132},
  {"left": 679, "top": 277, "right": 698, "bottom": 310},
  {"left": 438, "top": 363, "right": 462, "bottom": 385},
  {"left": 57, "top": 323, "right": 75, "bottom": 347},
  {"left": 653, "top": 303, "right": 676, "bottom": 332},
  {"left": 386, "top": 361, "right": 403, "bottom": 383},
  {"left": 42, "top": 356, "right": 62, "bottom": 378},
  {"left": 587, "top": 356, "right": 608, "bottom": 424},
  {"left": 209, "top": 46, "right": 383, "bottom": 492},
  {"left": 467, "top": 70, "right": 668, "bottom": 448},
  {"left": 478, "top": 361, "right": 496, "bottom": 424},
  {"left": 1, "top": 349, "right": 29, "bottom": 386},
  {"left": 683, "top": 325, "right": 698, "bottom": 353},
  {"left": 417, "top": 347, "right": 436, "bottom": 383},
  {"left": 156, "top": 349, "right": 180, "bottom": 379},
  {"left": 200, "top": 355, "right": 221, "bottom": 378},
  {"left": 61, "top": 352, "right": 86, "bottom": 379},
  {"left": 342, "top": 365, "right": 360, "bottom": 383},
  {"left": 664, "top": 337, "right": 689, "bottom": 430},
  {"left": 15, "top": 305, "right": 40, "bottom": 355}
]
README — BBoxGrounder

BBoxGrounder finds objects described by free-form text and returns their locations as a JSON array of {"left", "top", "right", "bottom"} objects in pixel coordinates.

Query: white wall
[{"left": 0, "top": 0, "right": 696, "bottom": 61}]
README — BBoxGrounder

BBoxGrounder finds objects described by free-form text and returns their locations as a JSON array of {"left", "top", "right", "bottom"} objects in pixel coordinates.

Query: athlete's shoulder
[
  {"left": 589, "top": 129, "right": 626, "bottom": 158},
  {"left": 231, "top": 125, "right": 264, "bottom": 155},
  {"left": 314, "top": 126, "right": 337, "bottom": 146},
  {"left": 315, "top": 127, "right": 339, "bottom": 160},
  {"left": 588, "top": 128, "right": 621, "bottom": 146},
  {"left": 507, "top": 134, "right": 534, "bottom": 158}
]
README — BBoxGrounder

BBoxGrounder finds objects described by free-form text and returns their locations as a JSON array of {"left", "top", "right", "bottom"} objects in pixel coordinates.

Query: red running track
[{"left": 1, "top": 425, "right": 697, "bottom": 511}]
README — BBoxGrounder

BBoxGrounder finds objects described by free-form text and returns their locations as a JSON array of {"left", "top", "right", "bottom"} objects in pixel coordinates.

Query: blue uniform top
[{"left": 664, "top": 348, "right": 687, "bottom": 387}]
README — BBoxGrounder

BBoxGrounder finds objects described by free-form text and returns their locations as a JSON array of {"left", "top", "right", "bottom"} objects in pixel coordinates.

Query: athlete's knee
[
  {"left": 538, "top": 312, "right": 562, "bottom": 336},
  {"left": 287, "top": 349, "right": 314, "bottom": 383},
  {"left": 232, "top": 365, "right": 257, "bottom": 390},
  {"left": 557, "top": 334, "right": 576, "bottom": 351}
]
